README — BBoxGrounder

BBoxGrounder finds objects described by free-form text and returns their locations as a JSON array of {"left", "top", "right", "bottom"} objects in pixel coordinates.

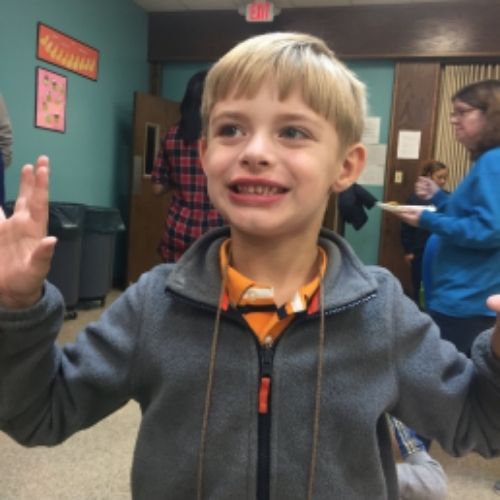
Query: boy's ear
[{"left": 330, "top": 143, "right": 367, "bottom": 193}]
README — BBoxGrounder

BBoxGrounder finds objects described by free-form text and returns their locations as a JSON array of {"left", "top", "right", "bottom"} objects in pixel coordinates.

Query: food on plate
[{"left": 376, "top": 201, "right": 437, "bottom": 213}]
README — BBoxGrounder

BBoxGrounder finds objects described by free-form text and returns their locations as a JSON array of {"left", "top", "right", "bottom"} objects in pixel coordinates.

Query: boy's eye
[
  {"left": 280, "top": 126, "right": 309, "bottom": 139},
  {"left": 216, "top": 124, "right": 242, "bottom": 137}
]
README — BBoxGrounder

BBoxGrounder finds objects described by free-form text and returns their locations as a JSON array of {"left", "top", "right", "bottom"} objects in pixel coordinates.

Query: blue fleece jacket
[{"left": 419, "top": 146, "right": 500, "bottom": 317}]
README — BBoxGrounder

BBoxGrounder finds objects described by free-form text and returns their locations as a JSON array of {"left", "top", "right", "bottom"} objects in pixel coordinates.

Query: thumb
[
  {"left": 31, "top": 236, "right": 57, "bottom": 269},
  {"left": 486, "top": 294, "right": 500, "bottom": 314}
]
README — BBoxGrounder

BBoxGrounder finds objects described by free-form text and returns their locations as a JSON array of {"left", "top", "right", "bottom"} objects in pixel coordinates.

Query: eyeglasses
[{"left": 449, "top": 107, "right": 479, "bottom": 119}]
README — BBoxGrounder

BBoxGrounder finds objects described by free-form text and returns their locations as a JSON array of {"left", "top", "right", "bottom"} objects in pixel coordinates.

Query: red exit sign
[{"left": 245, "top": 1, "right": 274, "bottom": 22}]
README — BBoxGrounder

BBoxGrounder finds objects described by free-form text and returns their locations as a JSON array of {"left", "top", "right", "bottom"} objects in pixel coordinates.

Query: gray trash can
[
  {"left": 3, "top": 201, "right": 84, "bottom": 319},
  {"left": 47, "top": 202, "right": 86, "bottom": 319},
  {"left": 78, "top": 206, "right": 125, "bottom": 307}
]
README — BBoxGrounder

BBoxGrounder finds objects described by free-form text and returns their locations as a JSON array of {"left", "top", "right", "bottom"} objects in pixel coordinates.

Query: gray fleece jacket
[{"left": 1, "top": 227, "right": 500, "bottom": 499}]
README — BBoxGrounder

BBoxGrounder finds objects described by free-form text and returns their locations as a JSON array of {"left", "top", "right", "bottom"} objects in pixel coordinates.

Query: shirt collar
[{"left": 219, "top": 239, "right": 327, "bottom": 315}]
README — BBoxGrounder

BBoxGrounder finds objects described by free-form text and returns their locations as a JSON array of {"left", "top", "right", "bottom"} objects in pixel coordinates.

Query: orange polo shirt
[{"left": 219, "top": 240, "right": 327, "bottom": 345}]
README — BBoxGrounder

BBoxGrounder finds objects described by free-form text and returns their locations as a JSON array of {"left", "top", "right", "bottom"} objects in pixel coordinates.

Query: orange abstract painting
[{"left": 37, "top": 23, "right": 99, "bottom": 81}]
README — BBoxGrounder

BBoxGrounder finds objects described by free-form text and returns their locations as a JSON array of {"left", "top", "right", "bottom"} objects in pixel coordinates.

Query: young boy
[{"left": 1, "top": 32, "right": 500, "bottom": 500}]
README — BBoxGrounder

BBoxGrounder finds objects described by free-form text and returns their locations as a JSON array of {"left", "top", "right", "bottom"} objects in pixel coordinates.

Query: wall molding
[{"left": 148, "top": 2, "right": 500, "bottom": 61}]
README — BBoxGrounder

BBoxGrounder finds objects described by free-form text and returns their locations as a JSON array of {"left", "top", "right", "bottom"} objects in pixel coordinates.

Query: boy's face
[{"left": 200, "top": 81, "right": 365, "bottom": 241}]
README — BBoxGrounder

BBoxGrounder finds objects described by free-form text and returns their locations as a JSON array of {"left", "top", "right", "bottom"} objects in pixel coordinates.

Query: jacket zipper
[
  {"left": 166, "top": 287, "right": 377, "bottom": 498},
  {"left": 257, "top": 337, "right": 274, "bottom": 500}
]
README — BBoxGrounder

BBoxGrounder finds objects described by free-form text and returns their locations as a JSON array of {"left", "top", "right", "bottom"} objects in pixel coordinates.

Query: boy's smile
[
  {"left": 200, "top": 81, "right": 364, "bottom": 243},
  {"left": 227, "top": 177, "right": 288, "bottom": 206}
]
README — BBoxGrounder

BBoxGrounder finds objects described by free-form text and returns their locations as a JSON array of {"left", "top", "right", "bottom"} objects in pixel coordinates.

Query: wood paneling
[
  {"left": 149, "top": 62, "right": 162, "bottom": 95},
  {"left": 147, "top": 1, "right": 500, "bottom": 295},
  {"left": 148, "top": 2, "right": 500, "bottom": 62},
  {"left": 378, "top": 63, "right": 441, "bottom": 295}
]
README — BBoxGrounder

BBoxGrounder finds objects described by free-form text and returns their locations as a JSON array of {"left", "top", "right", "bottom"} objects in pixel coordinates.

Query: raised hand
[
  {"left": 0, "top": 156, "right": 57, "bottom": 309},
  {"left": 415, "top": 176, "right": 439, "bottom": 200}
]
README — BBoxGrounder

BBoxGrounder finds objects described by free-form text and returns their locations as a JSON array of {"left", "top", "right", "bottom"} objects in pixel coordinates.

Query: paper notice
[{"left": 396, "top": 130, "right": 421, "bottom": 160}]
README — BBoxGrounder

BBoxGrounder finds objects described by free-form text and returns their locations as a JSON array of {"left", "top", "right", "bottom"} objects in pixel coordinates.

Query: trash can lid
[
  {"left": 48, "top": 202, "right": 86, "bottom": 239},
  {"left": 83, "top": 206, "right": 126, "bottom": 233}
]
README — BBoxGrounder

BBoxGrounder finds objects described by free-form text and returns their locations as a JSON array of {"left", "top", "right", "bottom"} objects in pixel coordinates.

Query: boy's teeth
[{"left": 236, "top": 185, "right": 282, "bottom": 195}]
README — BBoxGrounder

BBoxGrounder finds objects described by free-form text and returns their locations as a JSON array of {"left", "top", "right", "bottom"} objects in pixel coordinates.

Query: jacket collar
[{"left": 165, "top": 226, "right": 378, "bottom": 312}]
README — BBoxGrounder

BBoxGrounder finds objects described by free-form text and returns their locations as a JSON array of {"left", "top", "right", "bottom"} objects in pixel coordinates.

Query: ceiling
[{"left": 133, "top": 0, "right": 458, "bottom": 12}]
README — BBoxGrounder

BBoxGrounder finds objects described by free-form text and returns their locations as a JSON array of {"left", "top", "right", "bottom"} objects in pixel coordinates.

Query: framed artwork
[
  {"left": 35, "top": 67, "right": 67, "bottom": 133},
  {"left": 37, "top": 22, "right": 99, "bottom": 81}
]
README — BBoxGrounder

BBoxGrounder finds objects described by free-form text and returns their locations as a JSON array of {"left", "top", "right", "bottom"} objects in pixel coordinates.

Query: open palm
[{"left": 0, "top": 156, "right": 57, "bottom": 309}]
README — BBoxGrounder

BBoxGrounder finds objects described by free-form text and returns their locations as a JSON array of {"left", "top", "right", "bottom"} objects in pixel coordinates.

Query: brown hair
[
  {"left": 453, "top": 79, "right": 500, "bottom": 158},
  {"left": 420, "top": 160, "right": 448, "bottom": 177}
]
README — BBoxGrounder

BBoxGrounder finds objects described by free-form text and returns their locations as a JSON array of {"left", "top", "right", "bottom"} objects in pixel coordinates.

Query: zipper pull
[
  {"left": 258, "top": 376, "right": 271, "bottom": 414},
  {"left": 259, "top": 336, "right": 274, "bottom": 414}
]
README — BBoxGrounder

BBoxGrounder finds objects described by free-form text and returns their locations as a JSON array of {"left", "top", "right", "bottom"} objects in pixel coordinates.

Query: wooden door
[
  {"left": 126, "top": 92, "right": 180, "bottom": 284},
  {"left": 378, "top": 63, "right": 440, "bottom": 296}
]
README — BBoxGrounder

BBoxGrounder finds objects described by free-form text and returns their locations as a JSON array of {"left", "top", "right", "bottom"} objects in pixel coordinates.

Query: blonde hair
[{"left": 201, "top": 32, "right": 367, "bottom": 152}]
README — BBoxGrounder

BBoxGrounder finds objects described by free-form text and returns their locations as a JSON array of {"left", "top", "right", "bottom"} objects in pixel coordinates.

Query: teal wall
[
  {"left": 162, "top": 60, "right": 394, "bottom": 265},
  {"left": 1, "top": 0, "right": 148, "bottom": 286},
  {"left": 0, "top": 0, "right": 148, "bottom": 211},
  {"left": 0, "top": 4, "right": 393, "bottom": 279},
  {"left": 162, "top": 62, "right": 214, "bottom": 101},
  {"left": 344, "top": 61, "right": 394, "bottom": 265}
]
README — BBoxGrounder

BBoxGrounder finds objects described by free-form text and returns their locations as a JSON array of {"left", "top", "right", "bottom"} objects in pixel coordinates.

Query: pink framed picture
[{"left": 35, "top": 66, "right": 67, "bottom": 133}]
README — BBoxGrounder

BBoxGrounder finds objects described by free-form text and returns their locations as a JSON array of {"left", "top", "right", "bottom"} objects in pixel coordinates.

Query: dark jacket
[
  {"left": 338, "top": 183, "right": 378, "bottom": 230},
  {"left": 400, "top": 193, "right": 432, "bottom": 256}
]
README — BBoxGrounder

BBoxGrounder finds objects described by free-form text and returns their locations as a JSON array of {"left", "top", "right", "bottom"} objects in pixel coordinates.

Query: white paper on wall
[
  {"left": 358, "top": 144, "right": 387, "bottom": 186},
  {"left": 396, "top": 130, "right": 421, "bottom": 160},
  {"left": 362, "top": 116, "right": 381, "bottom": 145}
]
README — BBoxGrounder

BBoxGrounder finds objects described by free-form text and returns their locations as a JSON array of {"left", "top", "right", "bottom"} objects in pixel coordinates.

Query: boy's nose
[{"left": 239, "top": 133, "right": 275, "bottom": 169}]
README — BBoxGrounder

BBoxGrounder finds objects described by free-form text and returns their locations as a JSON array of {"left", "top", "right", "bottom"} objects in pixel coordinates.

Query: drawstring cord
[
  {"left": 307, "top": 277, "right": 325, "bottom": 500},
  {"left": 197, "top": 252, "right": 325, "bottom": 500},
  {"left": 196, "top": 263, "right": 228, "bottom": 500}
]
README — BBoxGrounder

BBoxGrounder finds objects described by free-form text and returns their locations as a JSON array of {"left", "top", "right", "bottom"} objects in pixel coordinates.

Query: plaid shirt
[
  {"left": 389, "top": 415, "right": 426, "bottom": 459},
  {"left": 151, "top": 125, "right": 225, "bottom": 262}
]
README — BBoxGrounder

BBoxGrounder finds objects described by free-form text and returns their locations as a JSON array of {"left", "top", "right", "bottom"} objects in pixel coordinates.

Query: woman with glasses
[{"left": 395, "top": 79, "right": 500, "bottom": 356}]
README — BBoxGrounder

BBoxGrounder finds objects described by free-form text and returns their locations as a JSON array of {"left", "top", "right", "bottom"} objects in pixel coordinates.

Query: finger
[
  {"left": 30, "top": 164, "right": 50, "bottom": 225},
  {"left": 415, "top": 184, "right": 427, "bottom": 192},
  {"left": 16, "top": 164, "right": 36, "bottom": 207},
  {"left": 34, "top": 162, "right": 50, "bottom": 193},
  {"left": 486, "top": 294, "right": 500, "bottom": 313},
  {"left": 30, "top": 165, "right": 49, "bottom": 218},
  {"left": 16, "top": 157, "right": 49, "bottom": 209},
  {"left": 34, "top": 155, "right": 50, "bottom": 169}
]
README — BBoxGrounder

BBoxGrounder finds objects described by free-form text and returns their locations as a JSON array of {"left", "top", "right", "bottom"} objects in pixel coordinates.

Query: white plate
[{"left": 376, "top": 202, "right": 436, "bottom": 213}]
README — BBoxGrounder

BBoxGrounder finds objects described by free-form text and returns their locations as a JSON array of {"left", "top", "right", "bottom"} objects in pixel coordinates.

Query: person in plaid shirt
[
  {"left": 0, "top": 93, "right": 13, "bottom": 210},
  {"left": 151, "top": 70, "right": 225, "bottom": 262}
]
